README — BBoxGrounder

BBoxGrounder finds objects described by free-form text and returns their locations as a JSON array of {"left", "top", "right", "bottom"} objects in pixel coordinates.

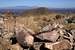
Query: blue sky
[{"left": 0, "top": 0, "right": 75, "bottom": 8}]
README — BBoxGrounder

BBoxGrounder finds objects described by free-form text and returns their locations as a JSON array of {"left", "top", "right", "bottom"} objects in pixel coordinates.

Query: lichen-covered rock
[
  {"left": 45, "top": 40, "right": 71, "bottom": 50},
  {"left": 36, "top": 30, "right": 60, "bottom": 42},
  {"left": 53, "top": 40, "right": 71, "bottom": 50},
  {"left": 15, "top": 26, "right": 34, "bottom": 47}
]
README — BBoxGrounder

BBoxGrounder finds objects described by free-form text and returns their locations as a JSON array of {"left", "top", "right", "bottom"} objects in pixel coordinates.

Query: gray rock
[{"left": 36, "top": 30, "right": 59, "bottom": 42}]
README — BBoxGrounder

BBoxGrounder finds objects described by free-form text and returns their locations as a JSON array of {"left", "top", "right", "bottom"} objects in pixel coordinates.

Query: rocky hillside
[{"left": 0, "top": 8, "right": 75, "bottom": 50}]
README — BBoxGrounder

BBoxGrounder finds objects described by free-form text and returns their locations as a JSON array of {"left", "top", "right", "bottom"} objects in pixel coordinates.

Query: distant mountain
[
  {"left": 21, "top": 7, "right": 75, "bottom": 16},
  {"left": 21, "top": 7, "right": 54, "bottom": 16},
  {"left": 0, "top": 6, "right": 34, "bottom": 15},
  {"left": 0, "top": 6, "right": 75, "bottom": 15},
  {"left": 48, "top": 8, "right": 75, "bottom": 13}
]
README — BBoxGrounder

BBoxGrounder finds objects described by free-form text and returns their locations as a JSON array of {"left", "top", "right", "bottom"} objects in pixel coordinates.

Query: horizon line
[{"left": 0, "top": 5, "right": 75, "bottom": 9}]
